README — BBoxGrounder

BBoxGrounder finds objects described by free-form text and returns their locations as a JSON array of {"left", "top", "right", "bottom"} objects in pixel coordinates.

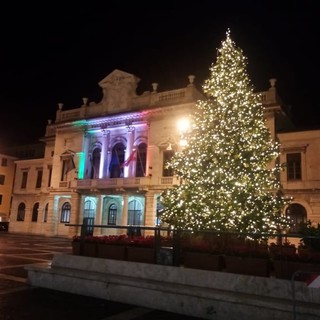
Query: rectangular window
[
  {"left": 21, "top": 171, "right": 28, "bottom": 189},
  {"left": 48, "top": 166, "right": 52, "bottom": 187},
  {"left": 0, "top": 175, "right": 5, "bottom": 185},
  {"left": 0, "top": 194, "right": 2, "bottom": 205},
  {"left": 162, "top": 150, "right": 175, "bottom": 177},
  {"left": 36, "top": 170, "right": 43, "bottom": 188},
  {"left": 1, "top": 158, "right": 7, "bottom": 166},
  {"left": 287, "top": 153, "right": 302, "bottom": 180}
]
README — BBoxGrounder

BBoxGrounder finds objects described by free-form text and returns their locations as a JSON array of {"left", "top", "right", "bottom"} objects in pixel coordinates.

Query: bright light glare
[{"left": 177, "top": 118, "right": 190, "bottom": 133}]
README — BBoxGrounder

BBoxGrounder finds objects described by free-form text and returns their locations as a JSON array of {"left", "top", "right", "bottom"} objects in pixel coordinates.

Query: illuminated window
[
  {"left": 17, "top": 203, "right": 26, "bottom": 221},
  {"left": 162, "top": 150, "right": 174, "bottom": 177},
  {"left": 136, "top": 143, "right": 147, "bottom": 177},
  {"left": 48, "top": 166, "right": 52, "bottom": 187},
  {"left": 44, "top": 203, "right": 49, "bottom": 222},
  {"left": 60, "top": 202, "right": 71, "bottom": 223},
  {"left": 108, "top": 203, "right": 117, "bottom": 225},
  {"left": 32, "top": 202, "right": 39, "bottom": 222},
  {"left": 21, "top": 171, "right": 28, "bottom": 189},
  {"left": 84, "top": 200, "right": 96, "bottom": 218},
  {"left": 156, "top": 196, "right": 165, "bottom": 226},
  {"left": 128, "top": 200, "right": 142, "bottom": 225},
  {"left": 287, "top": 153, "right": 301, "bottom": 180},
  {"left": 61, "top": 157, "right": 75, "bottom": 181},
  {"left": 285, "top": 203, "right": 307, "bottom": 233},
  {"left": 109, "top": 143, "right": 125, "bottom": 178},
  {"left": 36, "top": 170, "right": 43, "bottom": 188},
  {"left": 90, "top": 147, "right": 101, "bottom": 179}
]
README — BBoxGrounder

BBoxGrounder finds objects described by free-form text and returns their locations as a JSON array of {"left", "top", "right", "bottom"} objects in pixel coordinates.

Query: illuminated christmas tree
[{"left": 160, "top": 30, "right": 289, "bottom": 235}]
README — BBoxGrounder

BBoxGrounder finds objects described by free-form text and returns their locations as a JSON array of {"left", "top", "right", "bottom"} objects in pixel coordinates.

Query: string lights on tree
[{"left": 160, "top": 29, "right": 291, "bottom": 235}]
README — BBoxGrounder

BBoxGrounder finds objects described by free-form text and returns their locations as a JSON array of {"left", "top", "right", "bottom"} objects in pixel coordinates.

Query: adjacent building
[
  {"left": 0, "top": 154, "right": 16, "bottom": 225},
  {"left": 7, "top": 70, "right": 320, "bottom": 237}
]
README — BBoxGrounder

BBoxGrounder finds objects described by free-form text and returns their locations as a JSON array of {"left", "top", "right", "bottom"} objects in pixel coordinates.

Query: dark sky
[{"left": 0, "top": 1, "right": 317, "bottom": 146}]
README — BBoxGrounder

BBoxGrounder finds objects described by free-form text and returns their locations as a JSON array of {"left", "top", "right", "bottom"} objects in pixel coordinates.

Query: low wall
[{"left": 26, "top": 254, "right": 320, "bottom": 320}]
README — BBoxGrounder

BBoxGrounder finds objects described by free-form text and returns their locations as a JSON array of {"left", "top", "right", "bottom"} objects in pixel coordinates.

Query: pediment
[
  {"left": 98, "top": 69, "right": 140, "bottom": 112},
  {"left": 98, "top": 69, "right": 140, "bottom": 89},
  {"left": 60, "top": 149, "right": 75, "bottom": 158}
]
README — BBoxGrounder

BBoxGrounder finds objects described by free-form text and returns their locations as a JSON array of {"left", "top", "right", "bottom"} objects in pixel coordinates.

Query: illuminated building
[{"left": 7, "top": 70, "right": 319, "bottom": 236}]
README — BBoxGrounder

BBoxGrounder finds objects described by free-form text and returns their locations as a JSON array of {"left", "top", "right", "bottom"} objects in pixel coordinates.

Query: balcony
[
  {"left": 72, "top": 177, "right": 151, "bottom": 191},
  {"left": 70, "top": 176, "right": 180, "bottom": 191}
]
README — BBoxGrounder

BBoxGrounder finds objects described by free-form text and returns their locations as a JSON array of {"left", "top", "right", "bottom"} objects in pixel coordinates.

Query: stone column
[
  {"left": 68, "top": 193, "right": 81, "bottom": 237},
  {"left": 125, "top": 127, "right": 135, "bottom": 177},
  {"left": 100, "top": 130, "right": 110, "bottom": 178},
  {"left": 144, "top": 192, "right": 156, "bottom": 236},
  {"left": 95, "top": 195, "right": 102, "bottom": 235},
  {"left": 121, "top": 195, "right": 128, "bottom": 228}
]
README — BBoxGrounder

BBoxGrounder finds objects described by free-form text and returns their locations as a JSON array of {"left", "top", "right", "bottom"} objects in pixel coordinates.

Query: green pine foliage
[{"left": 160, "top": 30, "right": 290, "bottom": 235}]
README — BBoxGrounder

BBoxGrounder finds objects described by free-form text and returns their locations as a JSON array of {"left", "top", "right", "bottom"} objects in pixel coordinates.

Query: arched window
[
  {"left": 31, "top": 202, "right": 39, "bottom": 222},
  {"left": 44, "top": 203, "right": 49, "bottom": 223},
  {"left": 128, "top": 200, "right": 143, "bottom": 225},
  {"left": 90, "top": 147, "right": 101, "bottom": 179},
  {"left": 17, "top": 202, "right": 26, "bottom": 221},
  {"left": 286, "top": 203, "right": 307, "bottom": 233},
  {"left": 136, "top": 143, "right": 147, "bottom": 177},
  {"left": 83, "top": 200, "right": 96, "bottom": 218},
  {"left": 108, "top": 203, "right": 117, "bottom": 225},
  {"left": 60, "top": 202, "right": 71, "bottom": 223},
  {"left": 109, "top": 143, "right": 125, "bottom": 178}
]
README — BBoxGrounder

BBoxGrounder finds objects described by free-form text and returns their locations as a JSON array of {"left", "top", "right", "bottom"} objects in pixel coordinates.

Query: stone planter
[
  {"left": 183, "top": 251, "right": 224, "bottom": 271},
  {"left": 82, "top": 242, "right": 98, "bottom": 257},
  {"left": 72, "top": 241, "right": 81, "bottom": 255},
  {"left": 224, "top": 256, "right": 270, "bottom": 277},
  {"left": 269, "top": 245, "right": 296, "bottom": 258},
  {"left": 97, "top": 244, "right": 126, "bottom": 261},
  {"left": 126, "top": 247, "right": 155, "bottom": 264},
  {"left": 273, "top": 260, "right": 320, "bottom": 281}
]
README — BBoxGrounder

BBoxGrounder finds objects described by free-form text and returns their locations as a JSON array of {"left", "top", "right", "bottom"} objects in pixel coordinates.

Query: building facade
[
  {"left": 0, "top": 154, "right": 16, "bottom": 224},
  {"left": 7, "top": 70, "right": 319, "bottom": 237}
]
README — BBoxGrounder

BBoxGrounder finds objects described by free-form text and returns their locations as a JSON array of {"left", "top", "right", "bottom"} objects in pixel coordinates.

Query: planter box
[
  {"left": 97, "top": 244, "right": 126, "bottom": 261},
  {"left": 127, "top": 247, "right": 155, "bottom": 264},
  {"left": 72, "top": 242, "right": 97, "bottom": 257},
  {"left": 83, "top": 242, "right": 98, "bottom": 257},
  {"left": 183, "top": 252, "right": 224, "bottom": 271},
  {"left": 273, "top": 260, "right": 320, "bottom": 281},
  {"left": 225, "top": 256, "right": 270, "bottom": 277},
  {"left": 269, "top": 245, "right": 296, "bottom": 258},
  {"left": 72, "top": 242, "right": 80, "bottom": 255}
]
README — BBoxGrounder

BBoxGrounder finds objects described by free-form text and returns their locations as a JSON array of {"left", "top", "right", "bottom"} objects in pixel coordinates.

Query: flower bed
[{"left": 71, "top": 233, "right": 320, "bottom": 280}]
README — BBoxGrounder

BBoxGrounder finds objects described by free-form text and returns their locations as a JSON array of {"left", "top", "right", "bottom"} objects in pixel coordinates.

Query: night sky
[{"left": 0, "top": 1, "right": 317, "bottom": 147}]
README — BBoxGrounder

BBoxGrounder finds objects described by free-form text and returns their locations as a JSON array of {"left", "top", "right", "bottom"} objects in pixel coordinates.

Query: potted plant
[
  {"left": 71, "top": 235, "right": 99, "bottom": 257},
  {"left": 96, "top": 234, "right": 128, "bottom": 260},
  {"left": 269, "top": 240, "right": 296, "bottom": 258},
  {"left": 224, "top": 239, "right": 271, "bottom": 277},
  {"left": 271, "top": 222, "right": 320, "bottom": 280},
  {"left": 181, "top": 233, "right": 225, "bottom": 271},
  {"left": 126, "top": 235, "right": 156, "bottom": 264}
]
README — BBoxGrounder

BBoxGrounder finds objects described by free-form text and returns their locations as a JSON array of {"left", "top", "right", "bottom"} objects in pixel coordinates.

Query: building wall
[
  {"left": 0, "top": 154, "right": 16, "bottom": 222},
  {"left": 278, "top": 129, "right": 320, "bottom": 225}
]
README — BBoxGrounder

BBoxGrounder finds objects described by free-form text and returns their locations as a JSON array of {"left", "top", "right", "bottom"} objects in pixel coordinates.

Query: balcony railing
[
  {"left": 71, "top": 176, "right": 180, "bottom": 190},
  {"left": 73, "top": 177, "right": 151, "bottom": 190}
]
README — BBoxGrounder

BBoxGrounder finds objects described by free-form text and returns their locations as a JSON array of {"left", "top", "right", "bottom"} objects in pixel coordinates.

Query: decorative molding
[{"left": 280, "top": 144, "right": 308, "bottom": 153}]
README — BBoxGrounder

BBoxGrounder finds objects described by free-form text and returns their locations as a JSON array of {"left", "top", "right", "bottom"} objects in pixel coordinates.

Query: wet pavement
[{"left": 0, "top": 232, "right": 202, "bottom": 320}]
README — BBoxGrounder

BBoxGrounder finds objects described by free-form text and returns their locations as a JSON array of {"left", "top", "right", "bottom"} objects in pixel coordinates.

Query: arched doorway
[{"left": 285, "top": 203, "right": 307, "bottom": 233}]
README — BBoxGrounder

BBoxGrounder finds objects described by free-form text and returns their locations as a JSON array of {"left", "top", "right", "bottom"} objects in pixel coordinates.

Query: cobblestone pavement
[{"left": 0, "top": 232, "right": 202, "bottom": 320}]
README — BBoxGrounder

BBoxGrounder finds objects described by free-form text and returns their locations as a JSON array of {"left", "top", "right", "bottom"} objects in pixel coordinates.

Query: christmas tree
[{"left": 160, "top": 30, "right": 289, "bottom": 235}]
